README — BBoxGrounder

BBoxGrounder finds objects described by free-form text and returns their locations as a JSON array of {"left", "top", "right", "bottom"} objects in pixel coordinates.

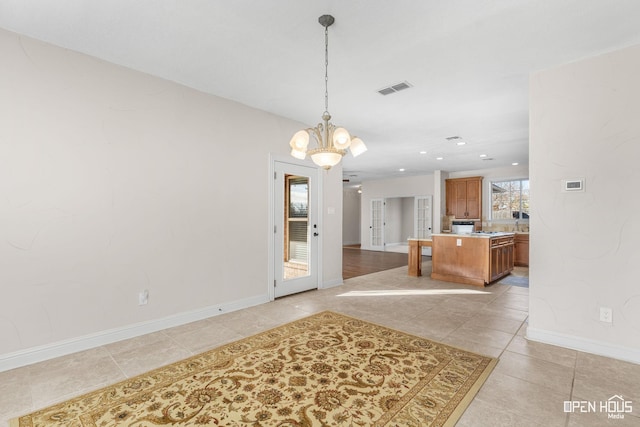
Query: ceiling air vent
[
  {"left": 445, "top": 136, "right": 462, "bottom": 141},
  {"left": 377, "top": 81, "right": 412, "bottom": 95}
]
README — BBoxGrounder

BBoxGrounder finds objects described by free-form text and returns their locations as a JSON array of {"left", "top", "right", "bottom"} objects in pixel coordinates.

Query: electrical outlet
[
  {"left": 599, "top": 307, "right": 612, "bottom": 323},
  {"left": 456, "top": 238, "right": 462, "bottom": 246},
  {"left": 138, "top": 290, "right": 149, "bottom": 306}
]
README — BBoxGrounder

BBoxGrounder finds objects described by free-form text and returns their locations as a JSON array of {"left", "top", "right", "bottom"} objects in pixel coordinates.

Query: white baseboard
[
  {"left": 0, "top": 294, "right": 270, "bottom": 373},
  {"left": 526, "top": 327, "right": 640, "bottom": 365},
  {"left": 322, "top": 278, "right": 344, "bottom": 289}
]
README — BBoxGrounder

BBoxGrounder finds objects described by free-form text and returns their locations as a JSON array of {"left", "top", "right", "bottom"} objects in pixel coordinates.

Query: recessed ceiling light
[
  {"left": 479, "top": 154, "right": 487, "bottom": 158},
  {"left": 419, "top": 151, "right": 427, "bottom": 154},
  {"left": 436, "top": 157, "right": 444, "bottom": 160},
  {"left": 512, "top": 162, "right": 519, "bottom": 166},
  {"left": 399, "top": 168, "right": 405, "bottom": 172}
]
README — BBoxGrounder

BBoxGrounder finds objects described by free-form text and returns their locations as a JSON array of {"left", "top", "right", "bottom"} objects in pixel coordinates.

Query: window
[
  {"left": 491, "top": 179, "right": 529, "bottom": 220},
  {"left": 285, "top": 175, "right": 309, "bottom": 268}
]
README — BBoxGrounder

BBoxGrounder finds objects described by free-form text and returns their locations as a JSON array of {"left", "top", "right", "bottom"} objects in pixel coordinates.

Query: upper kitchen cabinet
[{"left": 446, "top": 177, "right": 482, "bottom": 219}]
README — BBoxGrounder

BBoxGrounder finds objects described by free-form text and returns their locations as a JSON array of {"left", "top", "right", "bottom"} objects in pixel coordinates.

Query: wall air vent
[{"left": 377, "top": 81, "right": 412, "bottom": 95}]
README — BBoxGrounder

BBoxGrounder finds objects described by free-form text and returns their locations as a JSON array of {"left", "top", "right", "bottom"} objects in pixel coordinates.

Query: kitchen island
[
  {"left": 407, "top": 238, "right": 432, "bottom": 277},
  {"left": 431, "top": 232, "right": 515, "bottom": 286}
]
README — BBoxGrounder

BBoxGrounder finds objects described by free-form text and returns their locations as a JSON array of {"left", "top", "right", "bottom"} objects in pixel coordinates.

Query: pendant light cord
[{"left": 324, "top": 24, "right": 329, "bottom": 115}]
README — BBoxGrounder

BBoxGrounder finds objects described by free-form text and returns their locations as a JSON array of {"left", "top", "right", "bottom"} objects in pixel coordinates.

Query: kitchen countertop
[{"left": 431, "top": 232, "right": 515, "bottom": 238}]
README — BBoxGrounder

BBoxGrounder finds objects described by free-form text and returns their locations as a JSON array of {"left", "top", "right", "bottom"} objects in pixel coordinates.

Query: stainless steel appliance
[{"left": 452, "top": 220, "right": 475, "bottom": 234}]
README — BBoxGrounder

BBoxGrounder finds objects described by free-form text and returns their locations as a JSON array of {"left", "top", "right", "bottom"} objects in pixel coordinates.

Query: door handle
[{"left": 313, "top": 232, "right": 319, "bottom": 237}]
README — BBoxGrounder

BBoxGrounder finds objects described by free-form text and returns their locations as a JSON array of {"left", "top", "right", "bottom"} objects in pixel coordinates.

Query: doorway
[
  {"left": 273, "top": 161, "right": 319, "bottom": 298},
  {"left": 368, "top": 196, "right": 432, "bottom": 254}
]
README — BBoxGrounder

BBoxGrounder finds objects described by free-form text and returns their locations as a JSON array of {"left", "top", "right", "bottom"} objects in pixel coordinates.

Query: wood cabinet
[
  {"left": 431, "top": 233, "right": 514, "bottom": 286},
  {"left": 446, "top": 177, "right": 482, "bottom": 219},
  {"left": 514, "top": 233, "right": 529, "bottom": 267},
  {"left": 490, "top": 236, "right": 515, "bottom": 282}
]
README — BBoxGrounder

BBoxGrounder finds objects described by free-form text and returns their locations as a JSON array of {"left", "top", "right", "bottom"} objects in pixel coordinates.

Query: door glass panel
[
  {"left": 284, "top": 175, "right": 310, "bottom": 280},
  {"left": 416, "top": 197, "right": 431, "bottom": 239},
  {"left": 371, "top": 199, "right": 383, "bottom": 247}
]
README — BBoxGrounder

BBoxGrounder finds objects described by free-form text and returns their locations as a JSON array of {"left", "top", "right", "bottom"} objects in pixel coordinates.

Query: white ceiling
[{"left": 2, "top": 0, "right": 640, "bottom": 185}]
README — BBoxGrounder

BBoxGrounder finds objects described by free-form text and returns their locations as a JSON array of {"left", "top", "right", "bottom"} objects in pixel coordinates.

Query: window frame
[{"left": 488, "top": 177, "right": 530, "bottom": 222}]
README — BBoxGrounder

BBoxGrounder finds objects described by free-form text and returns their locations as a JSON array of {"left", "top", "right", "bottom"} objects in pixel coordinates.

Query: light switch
[{"left": 456, "top": 239, "right": 462, "bottom": 246}]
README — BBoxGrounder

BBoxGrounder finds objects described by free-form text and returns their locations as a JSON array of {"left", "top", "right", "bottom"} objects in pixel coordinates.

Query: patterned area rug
[{"left": 12, "top": 311, "right": 497, "bottom": 426}]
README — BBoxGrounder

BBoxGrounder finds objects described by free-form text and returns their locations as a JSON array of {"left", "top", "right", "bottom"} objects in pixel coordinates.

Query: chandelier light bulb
[
  {"left": 291, "top": 148, "right": 307, "bottom": 160},
  {"left": 332, "top": 127, "right": 351, "bottom": 150},
  {"left": 290, "top": 130, "right": 309, "bottom": 150},
  {"left": 350, "top": 137, "right": 367, "bottom": 157}
]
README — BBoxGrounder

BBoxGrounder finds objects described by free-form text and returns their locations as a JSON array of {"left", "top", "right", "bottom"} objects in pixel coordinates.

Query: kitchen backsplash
[
  {"left": 441, "top": 215, "right": 529, "bottom": 233},
  {"left": 482, "top": 222, "right": 530, "bottom": 232}
]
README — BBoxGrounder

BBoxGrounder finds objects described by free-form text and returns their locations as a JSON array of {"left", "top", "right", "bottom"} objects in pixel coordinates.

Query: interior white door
[
  {"left": 274, "top": 161, "right": 319, "bottom": 298},
  {"left": 370, "top": 198, "right": 384, "bottom": 251},
  {"left": 414, "top": 196, "right": 432, "bottom": 238},
  {"left": 415, "top": 196, "right": 433, "bottom": 255}
]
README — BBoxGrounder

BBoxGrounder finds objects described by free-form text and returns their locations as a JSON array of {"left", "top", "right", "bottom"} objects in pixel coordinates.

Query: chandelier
[{"left": 289, "top": 14, "right": 367, "bottom": 170}]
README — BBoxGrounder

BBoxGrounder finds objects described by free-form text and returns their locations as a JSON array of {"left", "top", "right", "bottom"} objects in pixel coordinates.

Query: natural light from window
[
  {"left": 337, "top": 289, "right": 491, "bottom": 297},
  {"left": 491, "top": 179, "right": 530, "bottom": 220}
]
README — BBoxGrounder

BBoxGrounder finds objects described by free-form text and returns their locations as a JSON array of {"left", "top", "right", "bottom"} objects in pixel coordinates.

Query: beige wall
[
  {"left": 342, "top": 188, "right": 361, "bottom": 246},
  {"left": 0, "top": 29, "right": 343, "bottom": 368},
  {"left": 529, "top": 44, "right": 640, "bottom": 363}
]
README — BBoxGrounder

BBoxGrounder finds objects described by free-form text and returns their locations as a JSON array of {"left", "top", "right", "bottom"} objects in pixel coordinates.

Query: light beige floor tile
[
  {"left": 478, "top": 305, "right": 529, "bottom": 321},
  {"left": 461, "top": 313, "right": 525, "bottom": 335},
  {"left": 212, "top": 308, "right": 283, "bottom": 336},
  {"left": 436, "top": 296, "right": 490, "bottom": 318},
  {"left": 105, "top": 331, "right": 193, "bottom": 377},
  {"left": 457, "top": 396, "right": 548, "bottom": 427},
  {"left": 506, "top": 335, "right": 576, "bottom": 368},
  {"left": 568, "top": 411, "right": 640, "bottom": 426},
  {"left": 245, "top": 300, "right": 314, "bottom": 324},
  {"left": 27, "top": 347, "right": 125, "bottom": 408},
  {"left": 166, "top": 322, "right": 245, "bottom": 354},
  {"left": 6, "top": 264, "right": 639, "bottom": 427},
  {"left": 507, "top": 285, "right": 529, "bottom": 295},
  {"left": 437, "top": 335, "right": 504, "bottom": 358},
  {"left": 474, "top": 371, "right": 570, "bottom": 425},
  {"left": 447, "top": 323, "right": 515, "bottom": 349},
  {"left": 277, "top": 293, "right": 334, "bottom": 313},
  {"left": 488, "top": 293, "right": 529, "bottom": 311},
  {"left": 572, "top": 352, "right": 640, "bottom": 417},
  {"left": 162, "top": 317, "right": 219, "bottom": 338},
  {"left": 407, "top": 310, "right": 472, "bottom": 340},
  {"left": 0, "top": 367, "right": 33, "bottom": 426},
  {"left": 494, "top": 350, "right": 575, "bottom": 395}
]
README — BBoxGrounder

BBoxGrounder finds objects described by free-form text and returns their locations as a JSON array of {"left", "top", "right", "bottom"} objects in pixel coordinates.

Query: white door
[
  {"left": 274, "top": 162, "right": 319, "bottom": 298},
  {"left": 370, "top": 198, "right": 384, "bottom": 251},
  {"left": 415, "top": 196, "right": 432, "bottom": 255}
]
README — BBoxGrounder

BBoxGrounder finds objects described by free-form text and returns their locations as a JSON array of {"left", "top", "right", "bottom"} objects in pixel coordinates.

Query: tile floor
[{"left": 1, "top": 264, "right": 639, "bottom": 426}]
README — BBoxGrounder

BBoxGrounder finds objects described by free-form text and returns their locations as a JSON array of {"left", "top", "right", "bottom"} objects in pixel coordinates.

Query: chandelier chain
[
  {"left": 324, "top": 24, "right": 329, "bottom": 114},
  {"left": 288, "top": 14, "right": 366, "bottom": 170}
]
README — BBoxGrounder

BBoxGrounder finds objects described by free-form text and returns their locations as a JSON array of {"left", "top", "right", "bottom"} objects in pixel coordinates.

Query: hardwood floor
[{"left": 343, "top": 246, "right": 422, "bottom": 279}]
